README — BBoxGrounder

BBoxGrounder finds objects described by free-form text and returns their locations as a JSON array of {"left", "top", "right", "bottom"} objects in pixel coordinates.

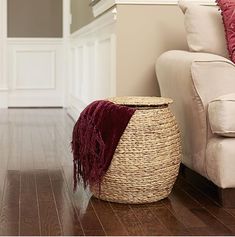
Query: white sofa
[{"left": 156, "top": 1, "right": 235, "bottom": 206}]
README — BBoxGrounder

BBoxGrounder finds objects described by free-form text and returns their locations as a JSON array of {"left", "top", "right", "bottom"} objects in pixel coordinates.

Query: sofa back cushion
[{"left": 179, "top": 0, "right": 229, "bottom": 58}]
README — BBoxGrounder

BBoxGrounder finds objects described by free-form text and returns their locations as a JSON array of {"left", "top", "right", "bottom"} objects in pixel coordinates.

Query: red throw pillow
[{"left": 216, "top": 0, "right": 235, "bottom": 63}]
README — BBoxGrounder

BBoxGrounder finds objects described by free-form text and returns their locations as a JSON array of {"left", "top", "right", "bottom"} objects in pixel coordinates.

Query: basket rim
[{"left": 107, "top": 96, "right": 173, "bottom": 106}]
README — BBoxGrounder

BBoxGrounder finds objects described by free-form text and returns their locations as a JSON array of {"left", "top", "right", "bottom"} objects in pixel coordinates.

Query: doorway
[{"left": 0, "top": 0, "right": 69, "bottom": 108}]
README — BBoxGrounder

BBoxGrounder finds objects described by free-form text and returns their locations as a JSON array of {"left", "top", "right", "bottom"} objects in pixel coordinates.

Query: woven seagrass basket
[{"left": 92, "top": 96, "right": 181, "bottom": 204}]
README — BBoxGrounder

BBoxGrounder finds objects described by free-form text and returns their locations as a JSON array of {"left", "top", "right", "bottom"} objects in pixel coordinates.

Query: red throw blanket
[{"left": 72, "top": 100, "right": 136, "bottom": 190}]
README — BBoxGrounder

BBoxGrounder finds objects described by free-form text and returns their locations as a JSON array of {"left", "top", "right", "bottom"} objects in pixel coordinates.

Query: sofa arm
[
  {"left": 156, "top": 50, "right": 235, "bottom": 178},
  {"left": 156, "top": 50, "right": 235, "bottom": 108}
]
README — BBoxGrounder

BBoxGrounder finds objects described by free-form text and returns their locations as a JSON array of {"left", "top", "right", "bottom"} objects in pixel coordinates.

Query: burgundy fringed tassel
[
  {"left": 71, "top": 100, "right": 136, "bottom": 192},
  {"left": 71, "top": 118, "right": 81, "bottom": 191},
  {"left": 71, "top": 113, "right": 106, "bottom": 191},
  {"left": 73, "top": 159, "right": 77, "bottom": 191}
]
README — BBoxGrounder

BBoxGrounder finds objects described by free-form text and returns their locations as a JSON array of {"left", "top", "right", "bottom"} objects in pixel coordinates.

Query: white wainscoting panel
[
  {"left": 14, "top": 50, "right": 56, "bottom": 90},
  {"left": 83, "top": 42, "right": 95, "bottom": 104},
  {"left": 75, "top": 46, "right": 84, "bottom": 98},
  {"left": 67, "top": 9, "right": 117, "bottom": 120},
  {"left": 7, "top": 39, "right": 65, "bottom": 107},
  {"left": 95, "top": 37, "right": 112, "bottom": 100}
]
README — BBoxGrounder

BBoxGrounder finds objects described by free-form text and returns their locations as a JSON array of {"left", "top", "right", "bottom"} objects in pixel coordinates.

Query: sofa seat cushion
[
  {"left": 206, "top": 137, "right": 235, "bottom": 188},
  {"left": 208, "top": 93, "right": 235, "bottom": 137}
]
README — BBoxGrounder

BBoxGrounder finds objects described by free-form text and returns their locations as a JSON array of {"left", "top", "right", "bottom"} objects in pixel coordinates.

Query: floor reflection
[{"left": 74, "top": 182, "right": 92, "bottom": 216}]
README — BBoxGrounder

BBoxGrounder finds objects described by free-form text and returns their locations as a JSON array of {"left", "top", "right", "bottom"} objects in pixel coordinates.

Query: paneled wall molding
[
  {"left": 92, "top": 0, "right": 117, "bottom": 17},
  {"left": 71, "top": 8, "right": 116, "bottom": 39},
  {"left": 0, "top": 0, "right": 71, "bottom": 108},
  {"left": 7, "top": 38, "right": 65, "bottom": 107},
  {"left": 13, "top": 50, "right": 56, "bottom": 90},
  {"left": 92, "top": 0, "right": 215, "bottom": 17},
  {"left": 7, "top": 38, "right": 64, "bottom": 45},
  {"left": 67, "top": 8, "right": 117, "bottom": 120}
]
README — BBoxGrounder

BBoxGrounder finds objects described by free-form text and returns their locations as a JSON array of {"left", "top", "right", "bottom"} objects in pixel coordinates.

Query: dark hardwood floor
[{"left": 0, "top": 108, "right": 235, "bottom": 236}]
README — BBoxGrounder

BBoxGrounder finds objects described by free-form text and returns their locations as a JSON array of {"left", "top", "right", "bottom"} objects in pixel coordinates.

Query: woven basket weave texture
[{"left": 92, "top": 96, "right": 181, "bottom": 204}]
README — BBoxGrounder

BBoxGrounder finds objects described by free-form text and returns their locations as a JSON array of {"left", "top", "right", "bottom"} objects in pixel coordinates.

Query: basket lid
[{"left": 107, "top": 96, "right": 173, "bottom": 106}]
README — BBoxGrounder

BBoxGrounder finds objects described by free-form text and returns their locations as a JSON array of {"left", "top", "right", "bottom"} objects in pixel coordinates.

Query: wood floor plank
[
  {"left": 7, "top": 125, "right": 21, "bottom": 171},
  {"left": 37, "top": 200, "right": 62, "bottom": 236},
  {"left": 0, "top": 115, "right": 10, "bottom": 172},
  {"left": 49, "top": 170, "right": 84, "bottom": 236},
  {"left": 187, "top": 227, "right": 217, "bottom": 236},
  {"left": 1, "top": 108, "right": 235, "bottom": 236},
  {"left": 51, "top": 115, "right": 74, "bottom": 167},
  {"left": 130, "top": 203, "right": 171, "bottom": 236},
  {"left": 19, "top": 171, "right": 41, "bottom": 236},
  {"left": 227, "top": 225, "right": 235, "bottom": 235},
  {"left": 62, "top": 166, "right": 105, "bottom": 236},
  {"left": 38, "top": 115, "right": 84, "bottom": 235},
  {"left": 91, "top": 198, "right": 128, "bottom": 236},
  {"left": 110, "top": 202, "right": 145, "bottom": 235},
  {"left": 36, "top": 170, "right": 62, "bottom": 236},
  {"left": 79, "top": 201, "right": 106, "bottom": 235},
  {"left": 84, "top": 230, "right": 107, "bottom": 236},
  {"left": 0, "top": 170, "right": 6, "bottom": 216},
  {"left": 20, "top": 121, "right": 34, "bottom": 171},
  {"left": 0, "top": 112, "right": 20, "bottom": 236},
  {"left": 39, "top": 125, "right": 60, "bottom": 170},
  {"left": 190, "top": 207, "right": 233, "bottom": 235},
  {"left": 3, "top": 170, "right": 20, "bottom": 205},
  {"left": 178, "top": 178, "right": 235, "bottom": 226},
  {"left": 165, "top": 187, "right": 206, "bottom": 228},
  {"left": 149, "top": 204, "right": 191, "bottom": 235},
  {"left": 0, "top": 171, "right": 20, "bottom": 236},
  {"left": 0, "top": 120, "right": 10, "bottom": 213},
  {"left": 31, "top": 127, "right": 47, "bottom": 170},
  {"left": 0, "top": 204, "right": 19, "bottom": 236}
]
